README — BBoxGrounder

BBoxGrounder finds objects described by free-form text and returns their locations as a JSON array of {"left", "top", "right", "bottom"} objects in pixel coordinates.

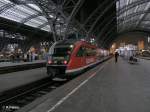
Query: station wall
[{"left": 113, "top": 32, "right": 150, "bottom": 50}]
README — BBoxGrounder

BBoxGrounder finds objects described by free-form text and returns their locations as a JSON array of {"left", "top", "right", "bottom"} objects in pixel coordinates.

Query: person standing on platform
[{"left": 115, "top": 51, "right": 119, "bottom": 63}]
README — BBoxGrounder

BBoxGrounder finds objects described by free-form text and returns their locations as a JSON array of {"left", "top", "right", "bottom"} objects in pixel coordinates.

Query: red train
[{"left": 46, "top": 39, "right": 98, "bottom": 79}]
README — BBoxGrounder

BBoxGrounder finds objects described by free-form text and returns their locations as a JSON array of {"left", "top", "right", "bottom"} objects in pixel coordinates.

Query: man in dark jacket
[{"left": 115, "top": 51, "right": 119, "bottom": 63}]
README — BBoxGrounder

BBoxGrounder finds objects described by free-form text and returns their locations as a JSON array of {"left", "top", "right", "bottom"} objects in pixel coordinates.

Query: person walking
[{"left": 115, "top": 51, "right": 119, "bottom": 63}]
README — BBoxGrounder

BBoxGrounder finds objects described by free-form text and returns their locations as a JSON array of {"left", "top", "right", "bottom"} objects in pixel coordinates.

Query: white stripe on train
[{"left": 66, "top": 60, "right": 101, "bottom": 73}]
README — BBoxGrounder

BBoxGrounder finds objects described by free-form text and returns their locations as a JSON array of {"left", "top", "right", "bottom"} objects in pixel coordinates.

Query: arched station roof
[
  {"left": 0, "top": 0, "right": 51, "bottom": 32},
  {"left": 117, "top": 0, "right": 150, "bottom": 34},
  {"left": 1, "top": 0, "right": 150, "bottom": 47},
  {"left": 0, "top": 0, "right": 117, "bottom": 46}
]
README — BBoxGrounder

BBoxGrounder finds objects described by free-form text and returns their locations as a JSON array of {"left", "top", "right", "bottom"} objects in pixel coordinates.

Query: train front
[{"left": 46, "top": 42, "right": 74, "bottom": 78}]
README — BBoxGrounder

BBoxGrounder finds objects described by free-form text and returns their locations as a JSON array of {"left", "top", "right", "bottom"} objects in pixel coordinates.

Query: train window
[
  {"left": 76, "top": 47, "right": 85, "bottom": 57},
  {"left": 85, "top": 48, "right": 96, "bottom": 56},
  {"left": 91, "top": 48, "right": 96, "bottom": 56},
  {"left": 54, "top": 47, "right": 72, "bottom": 55},
  {"left": 53, "top": 46, "right": 73, "bottom": 60}
]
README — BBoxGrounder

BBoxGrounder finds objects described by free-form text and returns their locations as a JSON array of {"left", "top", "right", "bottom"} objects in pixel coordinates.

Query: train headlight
[
  {"left": 48, "top": 60, "right": 52, "bottom": 64},
  {"left": 70, "top": 45, "right": 74, "bottom": 48},
  {"left": 63, "top": 60, "right": 68, "bottom": 64}
]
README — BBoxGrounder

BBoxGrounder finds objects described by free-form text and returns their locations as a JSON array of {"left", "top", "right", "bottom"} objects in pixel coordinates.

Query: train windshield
[
  {"left": 52, "top": 45, "right": 74, "bottom": 60},
  {"left": 54, "top": 47, "right": 72, "bottom": 55}
]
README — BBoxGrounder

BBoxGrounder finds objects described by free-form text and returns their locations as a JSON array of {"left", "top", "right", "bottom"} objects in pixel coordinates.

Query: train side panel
[{"left": 66, "top": 42, "right": 97, "bottom": 74}]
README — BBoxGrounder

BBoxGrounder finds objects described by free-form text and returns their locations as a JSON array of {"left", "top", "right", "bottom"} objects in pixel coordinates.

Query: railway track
[{"left": 0, "top": 77, "right": 68, "bottom": 112}]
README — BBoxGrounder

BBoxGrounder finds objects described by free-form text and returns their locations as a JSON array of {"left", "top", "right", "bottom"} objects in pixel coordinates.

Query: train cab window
[
  {"left": 76, "top": 47, "right": 85, "bottom": 57},
  {"left": 54, "top": 47, "right": 72, "bottom": 56},
  {"left": 52, "top": 46, "right": 73, "bottom": 60}
]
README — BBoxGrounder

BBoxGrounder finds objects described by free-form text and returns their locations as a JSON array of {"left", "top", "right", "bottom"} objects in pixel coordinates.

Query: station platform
[
  {"left": 137, "top": 56, "right": 150, "bottom": 60},
  {"left": 18, "top": 57, "right": 150, "bottom": 112},
  {"left": 0, "top": 60, "right": 46, "bottom": 74},
  {"left": 0, "top": 60, "right": 46, "bottom": 68},
  {"left": 0, "top": 68, "right": 47, "bottom": 93}
]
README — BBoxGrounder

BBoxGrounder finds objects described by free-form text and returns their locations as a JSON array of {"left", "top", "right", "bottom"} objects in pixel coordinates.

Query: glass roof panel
[
  {"left": 140, "top": 24, "right": 150, "bottom": 28},
  {"left": 27, "top": 4, "right": 42, "bottom": 12},
  {"left": 0, "top": 0, "right": 52, "bottom": 32},
  {"left": 41, "top": 25, "right": 51, "bottom": 32},
  {"left": 9, "top": 5, "right": 31, "bottom": 17},
  {"left": 0, "top": 1, "right": 6, "bottom": 7},
  {"left": 0, "top": 8, "right": 26, "bottom": 22},
  {"left": 144, "top": 13, "right": 150, "bottom": 20},
  {"left": 117, "top": 0, "right": 150, "bottom": 32},
  {"left": 37, "top": 16, "right": 47, "bottom": 21},
  {"left": 15, "top": 5, "right": 38, "bottom": 15},
  {"left": 1, "top": 0, "right": 12, "bottom": 4},
  {"left": 140, "top": 22, "right": 149, "bottom": 26},
  {"left": 25, "top": 20, "right": 41, "bottom": 28},
  {"left": 24, "top": 15, "right": 49, "bottom": 28},
  {"left": 136, "top": 3, "right": 147, "bottom": 12},
  {"left": 33, "top": 16, "right": 48, "bottom": 24},
  {"left": 119, "top": 0, "right": 126, "bottom": 8},
  {"left": 126, "top": 7, "right": 135, "bottom": 16}
]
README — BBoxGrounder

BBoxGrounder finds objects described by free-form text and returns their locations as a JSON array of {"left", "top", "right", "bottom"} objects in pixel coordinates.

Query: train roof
[
  {"left": 55, "top": 39, "right": 96, "bottom": 48},
  {"left": 55, "top": 39, "right": 82, "bottom": 46}
]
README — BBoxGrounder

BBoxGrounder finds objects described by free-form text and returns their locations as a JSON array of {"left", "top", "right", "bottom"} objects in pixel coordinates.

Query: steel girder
[
  {"left": 65, "top": 0, "right": 85, "bottom": 34},
  {"left": 99, "top": 27, "right": 116, "bottom": 47},
  {"left": 121, "top": 19, "right": 150, "bottom": 25},
  {"left": 60, "top": 0, "right": 87, "bottom": 35},
  {"left": 79, "top": 0, "right": 116, "bottom": 38},
  {"left": 0, "top": 0, "right": 117, "bottom": 45},
  {"left": 0, "top": 42, "right": 5, "bottom": 51},
  {"left": 87, "top": 0, "right": 117, "bottom": 37},
  {"left": 97, "top": 15, "right": 116, "bottom": 42},
  {"left": 84, "top": 2, "right": 107, "bottom": 27},
  {"left": 119, "top": 19, "right": 139, "bottom": 32},
  {"left": 33, "top": 0, "right": 61, "bottom": 42},
  {"left": 21, "top": 12, "right": 43, "bottom": 23},
  {"left": 102, "top": 27, "right": 116, "bottom": 47},
  {"left": 117, "top": 0, "right": 150, "bottom": 34},
  {"left": 122, "top": 24, "right": 150, "bottom": 31},
  {"left": 0, "top": 0, "right": 49, "bottom": 28},
  {"left": 0, "top": 37, "right": 23, "bottom": 44},
  {"left": 94, "top": 11, "right": 116, "bottom": 37},
  {"left": 53, "top": 0, "right": 86, "bottom": 34},
  {"left": 118, "top": 27, "right": 150, "bottom": 34},
  {"left": 135, "top": 3, "right": 150, "bottom": 27},
  {"left": 118, "top": 10, "right": 150, "bottom": 24},
  {"left": 118, "top": 10, "right": 150, "bottom": 32},
  {"left": 0, "top": 0, "right": 34, "bottom": 14},
  {"left": 0, "top": 3, "right": 15, "bottom": 14},
  {"left": 79, "top": 0, "right": 109, "bottom": 32},
  {"left": 38, "top": 22, "right": 49, "bottom": 29},
  {"left": 9, "top": 0, "right": 34, "bottom": 4},
  {"left": 32, "top": 0, "right": 87, "bottom": 40},
  {"left": 0, "top": 32, "right": 5, "bottom": 51},
  {"left": 117, "top": 0, "right": 150, "bottom": 16}
]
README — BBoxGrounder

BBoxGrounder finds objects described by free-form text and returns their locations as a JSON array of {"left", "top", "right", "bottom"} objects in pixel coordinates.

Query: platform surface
[
  {"left": 0, "top": 68, "right": 47, "bottom": 92},
  {"left": 23, "top": 57, "right": 150, "bottom": 112},
  {"left": 0, "top": 60, "right": 46, "bottom": 68}
]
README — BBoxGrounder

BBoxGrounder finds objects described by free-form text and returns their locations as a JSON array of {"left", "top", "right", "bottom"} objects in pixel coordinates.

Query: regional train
[{"left": 46, "top": 39, "right": 104, "bottom": 79}]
